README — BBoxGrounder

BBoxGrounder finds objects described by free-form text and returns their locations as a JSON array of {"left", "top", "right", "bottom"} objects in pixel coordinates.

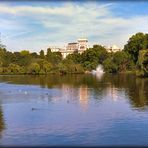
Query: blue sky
[{"left": 0, "top": 1, "right": 148, "bottom": 52}]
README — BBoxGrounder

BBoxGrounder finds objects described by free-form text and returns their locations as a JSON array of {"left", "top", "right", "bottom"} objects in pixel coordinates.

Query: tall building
[
  {"left": 66, "top": 42, "right": 78, "bottom": 51},
  {"left": 49, "top": 38, "right": 88, "bottom": 59},
  {"left": 58, "top": 38, "right": 88, "bottom": 58},
  {"left": 77, "top": 38, "right": 88, "bottom": 54}
]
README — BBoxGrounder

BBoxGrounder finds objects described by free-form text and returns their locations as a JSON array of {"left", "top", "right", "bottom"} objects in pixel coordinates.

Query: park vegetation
[{"left": 0, "top": 32, "right": 147, "bottom": 77}]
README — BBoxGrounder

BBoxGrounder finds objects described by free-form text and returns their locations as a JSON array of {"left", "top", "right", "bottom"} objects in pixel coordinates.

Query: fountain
[
  {"left": 92, "top": 65, "right": 104, "bottom": 74},
  {"left": 91, "top": 65, "right": 104, "bottom": 80}
]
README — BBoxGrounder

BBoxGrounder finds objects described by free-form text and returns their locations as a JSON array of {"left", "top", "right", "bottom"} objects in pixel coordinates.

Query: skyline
[{"left": 0, "top": 1, "right": 148, "bottom": 52}]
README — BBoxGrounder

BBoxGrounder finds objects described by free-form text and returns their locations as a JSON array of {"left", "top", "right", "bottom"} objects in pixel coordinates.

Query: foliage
[
  {"left": 124, "top": 32, "right": 148, "bottom": 64},
  {"left": 39, "top": 50, "right": 45, "bottom": 59},
  {"left": 103, "top": 57, "right": 118, "bottom": 73},
  {"left": 137, "top": 49, "right": 148, "bottom": 77},
  {"left": 67, "top": 45, "right": 108, "bottom": 71},
  {"left": 113, "top": 51, "right": 130, "bottom": 72},
  {"left": 8, "top": 63, "right": 23, "bottom": 74},
  {"left": 28, "top": 63, "right": 40, "bottom": 75},
  {"left": 0, "top": 32, "right": 147, "bottom": 77},
  {"left": 46, "top": 48, "right": 62, "bottom": 65},
  {"left": 58, "top": 59, "right": 84, "bottom": 74},
  {"left": 38, "top": 59, "right": 52, "bottom": 73}
]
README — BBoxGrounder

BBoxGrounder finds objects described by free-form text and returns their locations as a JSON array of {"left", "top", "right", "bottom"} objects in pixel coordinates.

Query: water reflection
[
  {"left": 106, "top": 85, "right": 119, "bottom": 102},
  {"left": 128, "top": 78, "right": 148, "bottom": 108},
  {"left": 0, "top": 106, "right": 5, "bottom": 137},
  {"left": 0, "top": 74, "right": 148, "bottom": 145},
  {"left": 79, "top": 85, "right": 89, "bottom": 110},
  {"left": 0, "top": 74, "right": 147, "bottom": 109}
]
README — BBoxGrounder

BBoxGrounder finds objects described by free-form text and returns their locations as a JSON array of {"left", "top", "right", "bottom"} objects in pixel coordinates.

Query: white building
[
  {"left": 106, "top": 45, "right": 122, "bottom": 52},
  {"left": 50, "top": 46, "right": 62, "bottom": 52},
  {"left": 77, "top": 38, "right": 88, "bottom": 54},
  {"left": 50, "top": 38, "right": 89, "bottom": 59},
  {"left": 49, "top": 40, "right": 122, "bottom": 59}
]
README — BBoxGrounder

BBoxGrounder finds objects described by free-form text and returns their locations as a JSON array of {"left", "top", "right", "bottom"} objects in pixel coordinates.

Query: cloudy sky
[{"left": 0, "top": 0, "right": 148, "bottom": 52}]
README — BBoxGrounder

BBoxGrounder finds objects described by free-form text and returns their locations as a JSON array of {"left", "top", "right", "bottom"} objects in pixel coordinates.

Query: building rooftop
[
  {"left": 111, "top": 45, "right": 120, "bottom": 50},
  {"left": 78, "top": 38, "right": 88, "bottom": 42},
  {"left": 68, "top": 42, "right": 78, "bottom": 45}
]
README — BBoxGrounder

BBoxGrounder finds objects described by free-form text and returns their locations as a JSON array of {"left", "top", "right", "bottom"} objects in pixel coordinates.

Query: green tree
[
  {"left": 58, "top": 63, "right": 68, "bottom": 74},
  {"left": 113, "top": 51, "right": 130, "bottom": 72},
  {"left": 8, "top": 63, "right": 24, "bottom": 74},
  {"left": 80, "top": 45, "right": 108, "bottom": 70},
  {"left": 30, "top": 52, "right": 39, "bottom": 58},
  {"left": 39, "top": 50, "right": 45, "bottom": 59},
  {"left": 137, "top": 49, "right": 148, "bottom": 77},
  {"left": 20, "top": 50, "right": 30, "bottom": 56},
  {"left": 124, "top": 32, "right": 147, "bottom": 64},
  {"left": 19, "top": 50, "right": 31, "bottom": 66},
  {"left": 103, "top": 57, "right": 118, "bottom": 73},
  {"left": 66, "top": 52, "right": 81, "bottom": 64},
  {"left": 38, "top": 59, "right": 52, "bottom": 73},
  {"left": 28, "top": 63, "right": 40, "bottom": 75}
]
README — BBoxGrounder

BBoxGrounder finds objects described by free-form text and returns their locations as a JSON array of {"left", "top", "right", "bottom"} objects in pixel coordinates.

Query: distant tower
[{"left": 77, "top": 38, "right": 88, "bottom": 54}]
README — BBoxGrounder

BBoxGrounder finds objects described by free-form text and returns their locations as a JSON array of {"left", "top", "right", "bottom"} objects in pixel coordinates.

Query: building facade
[
  {"left": 50, "top": 38, "right": 88, "bottom": 59},
  {"left": 77, "top": 38, "right": 88, "bottom": 54},
  {"left": 106, "top": 45, "right": 121, "bottom": 52},
  {"left": 66, "top": 42, "right": 78, "bottom": 51},
  {"left": 49, "top": 40, "right": 121, "bottom": 59}
]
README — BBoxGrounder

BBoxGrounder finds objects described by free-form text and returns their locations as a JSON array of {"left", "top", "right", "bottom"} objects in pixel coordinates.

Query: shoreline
[{"left": 0, "top": 71, "right": 136, "bottom": 76}]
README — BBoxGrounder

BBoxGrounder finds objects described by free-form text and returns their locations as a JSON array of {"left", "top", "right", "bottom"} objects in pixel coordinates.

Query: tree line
[{"left": 0, "top": 32, "right": 147, "bottom": 77}]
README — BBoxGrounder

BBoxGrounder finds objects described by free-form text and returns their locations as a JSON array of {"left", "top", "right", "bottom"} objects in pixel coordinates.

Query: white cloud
[
  {"left": 0, "top": 2, "right": 148, "bottom": 52},
  {"left": 0, "top": 4, "right": 73, "bottom": 16}
]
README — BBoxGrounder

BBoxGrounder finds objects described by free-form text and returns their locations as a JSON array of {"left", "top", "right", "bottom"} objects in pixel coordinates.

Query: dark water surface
[{"left": 0, "top": 74, "right": 147, "bottom": 146}]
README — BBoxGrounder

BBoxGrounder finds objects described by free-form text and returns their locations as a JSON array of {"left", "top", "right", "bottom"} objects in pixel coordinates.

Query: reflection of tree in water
[
  {"left": 0, "top": 74, "right": 147, "bottom": 108},
  {"left": 128, "top": 78, "right": 148, "bottom": 108},
  {"left": 0, "top": 105, "right": 5, "bottom": 137},
  {"left": 101, "top": 74, "right": 148, "bottom": 109}
]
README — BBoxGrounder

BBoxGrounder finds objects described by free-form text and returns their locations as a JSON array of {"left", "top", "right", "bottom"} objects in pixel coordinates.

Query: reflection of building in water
[
  {"left": 107, "top": 85, "right": 119, "bottom": 101},
  {"left": 79, "top": 85, "right": 89, "bottom": 109},
  {"left": 61, "top": 84, "right": 79, "bottom": 101}
]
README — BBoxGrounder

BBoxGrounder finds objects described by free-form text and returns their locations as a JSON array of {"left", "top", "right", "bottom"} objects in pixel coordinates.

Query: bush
[
  {"left": 137, "top": 49, "right": 148, "bottom": 77},
  {"left": 27, "top": 63, "right": 40, "bottom": 75},
  {"left": 103, "top": 58, "right": 118, "bottom": 73}
]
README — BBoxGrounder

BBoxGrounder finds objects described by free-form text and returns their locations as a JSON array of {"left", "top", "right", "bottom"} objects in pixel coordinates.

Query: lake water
[{"left": 0, "top": 74, "right": 147, "bottom": 146}]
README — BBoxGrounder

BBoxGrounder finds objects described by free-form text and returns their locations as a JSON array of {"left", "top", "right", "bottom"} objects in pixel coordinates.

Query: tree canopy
[{"left": 0, "top": 32, "right": 147, "bottom": 77}]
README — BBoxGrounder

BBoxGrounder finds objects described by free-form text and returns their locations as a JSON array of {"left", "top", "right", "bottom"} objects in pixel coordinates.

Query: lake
[{"left": 0, "top": 74, "right": 147, "bottom": 146}]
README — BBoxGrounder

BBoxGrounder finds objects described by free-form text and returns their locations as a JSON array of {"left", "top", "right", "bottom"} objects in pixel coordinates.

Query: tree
[
  {"left": 39, "top": 50, "right": 45, "bottom": 59},
  {"left": 28, "top": 63, "right": 40, "bottom": 75},
  {"left": 38, "top": 59, "right": 52, "bottom": 73},
  {"left": 8, "top": 63, "right": 24, "bottom": 74},
  {"left": 137, "top": 49, "right": 148, "bottom": 77},
  {"left": 103, "top": 57, "right": 118, "bottom": 73},
  {"left": 66, "top": 52, "right": 81, "bottom": 64},
  {"left": 20, "top": 50, "right": 30, "bottom": 56},
  {"left": 124, "top": 32, "right": 147, "bottom": 64},
  {"left": 80, "top": 45, "right": 108, "bottom": 70},
  {"left": 46, "top": 48, "right": 62, "bottom": 65},
  {"left": 30, "top": 52, "right": 39, "bottom": 58},
  {"left": 19, "top": 50, "right": 31, "bottom": 66},
  {"left": 58, "top": 63, "right": 68, "bottom": 74},
  {"left": 46, "top": 48, "right": 51, "bottom": 57},
  {"left": 113, "top": 51, "right": 130, "bottom": 72}
]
